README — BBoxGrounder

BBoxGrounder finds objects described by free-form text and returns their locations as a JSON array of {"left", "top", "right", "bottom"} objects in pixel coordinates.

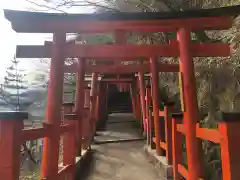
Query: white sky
[{"left": 0, "top": 0, "right": 93, "bottom": 81}]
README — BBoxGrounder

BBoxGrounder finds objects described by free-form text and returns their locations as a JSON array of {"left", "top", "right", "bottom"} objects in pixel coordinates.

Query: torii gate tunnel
[{"left": 1, "top": 5, "right": 240, "bottom": 180}]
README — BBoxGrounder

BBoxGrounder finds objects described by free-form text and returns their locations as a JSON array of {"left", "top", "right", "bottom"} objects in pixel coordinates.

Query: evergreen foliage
[
  {"left": 0, "top": 56, "right": 28, "bottom": 111},
  {"left": 21, "top": 0, "right": 240, "bottom": 179}
]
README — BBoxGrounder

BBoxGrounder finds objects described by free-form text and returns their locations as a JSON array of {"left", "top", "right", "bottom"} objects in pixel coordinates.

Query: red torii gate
[{"left": 1, "top": 5, "right": 240, "bottom": 180}]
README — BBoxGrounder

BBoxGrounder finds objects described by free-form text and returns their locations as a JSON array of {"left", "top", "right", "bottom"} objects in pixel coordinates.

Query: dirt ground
[{"left": 85, "top": 113, "right": 163, "bottom": 180}]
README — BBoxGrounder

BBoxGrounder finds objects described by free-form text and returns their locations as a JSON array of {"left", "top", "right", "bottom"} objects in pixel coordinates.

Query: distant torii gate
[{"left": 1, "top": 5, "right": 240, "bottom": 180}]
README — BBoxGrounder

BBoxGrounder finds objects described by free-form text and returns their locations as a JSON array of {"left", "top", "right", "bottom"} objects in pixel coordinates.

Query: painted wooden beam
[
  {"left": 64, "top": 64, "right": 179, "bottom": 73},
  {"left": 101, "top": 78, "right": 133, "bottom": 82},
  {"left": 6, "top": 14, "right": 232, "bottom": 33},
  {"left": 16, "top": 43, "right": 230, "bottom": 58}
]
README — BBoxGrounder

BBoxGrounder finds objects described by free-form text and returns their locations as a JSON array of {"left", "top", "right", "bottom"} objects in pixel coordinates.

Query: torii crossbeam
[{"left": 1, "top": 5, "right": 240, "bottom": 180}]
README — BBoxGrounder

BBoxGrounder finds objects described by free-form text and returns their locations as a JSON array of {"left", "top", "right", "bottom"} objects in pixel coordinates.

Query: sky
[
  {"left": 0, "top": 0, "right": 93, "bottom": 82},
  {"left": 0, "top": 1, "right": 45, "bottom": 64}
]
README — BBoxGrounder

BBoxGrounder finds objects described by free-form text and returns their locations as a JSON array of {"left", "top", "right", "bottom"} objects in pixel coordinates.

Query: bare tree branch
[
  {"left": 26, "top": 0, "right": 67, "bottom": 13},
  {"left": 21, "top": 142, "right": 38, "bottom": 165},
  {"left": 26, "top": 0, "right": 120, "bottom": 12}
]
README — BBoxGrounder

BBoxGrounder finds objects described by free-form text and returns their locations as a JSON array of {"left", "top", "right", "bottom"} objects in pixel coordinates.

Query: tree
[
  {"left": 21, "top": 1, "right": 240, "bottom": 179},
  {"left": 0, "top": 56, "right": 28, "bottom": 111},
  {"left": 0, "top": 57, "right": 40, "bottom": 176}
]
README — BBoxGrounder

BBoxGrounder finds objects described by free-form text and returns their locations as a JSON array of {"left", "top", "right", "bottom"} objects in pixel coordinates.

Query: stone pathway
[{"left": 85, "top": 113, "right": 162, "bottom": 180}]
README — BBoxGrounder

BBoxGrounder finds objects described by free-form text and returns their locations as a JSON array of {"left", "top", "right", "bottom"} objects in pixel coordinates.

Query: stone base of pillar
[
  {"left": 143, "top": 145, "right": 173, "bottom": 180},
  {"left": 75, "top": 148, "right": 93, "bottom": 179}
]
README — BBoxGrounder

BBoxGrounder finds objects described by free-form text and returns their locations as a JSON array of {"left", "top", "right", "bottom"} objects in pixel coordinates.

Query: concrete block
[{"left": 144, "top": 145, "right": 173, "bottom": 180}]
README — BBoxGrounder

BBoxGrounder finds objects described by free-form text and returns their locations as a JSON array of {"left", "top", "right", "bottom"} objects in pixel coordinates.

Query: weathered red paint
[
  {"left": 9, "top": 15, "right": 232, "bottom": 33},
  {"left": 101, "top": 78, "right": 133, "bottom": 82},
  {"left": 98, "top": 83, "right": 107, "bottom": 120},
  {"left": 41, "top": 32, "right": 66, "bottom": 179},
  {"left": 62, "top": 105, "right": 76, "bottom": 180},
  {"left": 145, "top": 86, "right": 151, "bottom": 145},
  {"left": 138, "top": 71, "right": 147, "bottom": 133},
  {"left": 172, "top": 117, "right": 183, "bottom": 180},
  {"left": 164, "top": 105, "right": 173, "bottom": 165},
  {"left": 0, "top": 120, "right": 23, "bottom": 180},
  {"left": 90, "top": 73, "right": 98, "bottom": 137},
  {"left": 219, "top": 121, "right": 240, "bottom": 180},
  {"left": 196, "top": 124, "right": 220, "bottom": 143},
  {"left": 16, "top": 43, "right": 230, "bottom": 59},
  {"left": 84, "top": 89, "right": 91, "bottom": 108},
  {"left": 73, "top": 64, "right": 179, "bottom": 74},
  {"left": 75, "top": 59, "right": 86, "bottom": 156},
  {"left": 130, "top": 83, "right": 137, "bottom": 117},
  {"left": 150, "top": 57, "right": 163, "bottom": 155},
  {"left": 3, "top": 9, "right": 238, "bottom": 180},
  {"left": 135, "top": 92, "right": 142, "bottom": 121},
  {"left": 177, "top": 28, "right": 203, "bottom": 179},
  {"left": 178, "top": 164, "right": 189, "bottom": 179},
  {"left": 94, "top": 82, "right": 100, "bottom": 121}
]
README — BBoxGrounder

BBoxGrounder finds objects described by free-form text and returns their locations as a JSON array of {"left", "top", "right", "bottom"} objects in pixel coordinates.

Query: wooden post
[
  {"left": 84, "top": 88, "right": 90, "bottom": 108},
  {"left": 62, "top": 103, "right": 76, "bottom": 180},
  {"left": 149, "top": 107, "right": 155, "bottom": 149},
  {"left": 130, "top": 83, "right": 137, "bottom": 118},
  {"left": 164, "top": 103, "right": 174, "bottom": 165},
  {"left": 177, "top": 28, "right": 203, "bottom": 179},
  {"left": 138, "top": 71, "right": 147, "bottom": 133},
  {"left": 75, "top": 59, "right": 85, "bottom": 156},
  {"left": 90, "top": 73, "right": 98, "bottom": 136},
  {"left": 218, "top": 113, "right": 240, "bottom": 180},
  {"left": 136, "top": 93, "right": 142, "bottom": 121},
  {"left": 82, "top": 88, "right": 91, "bottom": 150},
  {"left": 132, "top": 80, "right": 141, "bottom": 120},
  {"left": 99, "top": 83, "right": 107, "bottom": 120},
  {"left": 98, "top": 83, "right": 103, "bottom": 121},
  {"left": 150, "top": 57, "right": 162, "bottom": 155},
  {"left": 136, "top": 79, "right": 144, "bottom": 133},
  {"left": 172, "top": 113, "right": 183, "bottom": 180},
  {"left": 0, "top": 112, "right": 27, "bottom": 180},
  {"left": 41, "top": 32, "right": 66, "bottom": 179},
  {"left": 145, "top": 86, "right": 151, "bottom": 145},
  {"left": 105, "top": 84, "right": 109, "bottom": 112},
  {"left": 95, "top": 82, "right": 100, "bottom": 121}
]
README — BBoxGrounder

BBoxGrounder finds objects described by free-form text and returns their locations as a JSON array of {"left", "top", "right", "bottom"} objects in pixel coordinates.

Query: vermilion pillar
[
  {"left": 82, "top": 88, "right": 90, "bottom": 149},
  {"left": 0, "top": 112, "right": 27, "bottom": 180},
  {"left": 132, "top": 80, "right": 141, "bottom": 120},
  {"left": 130, "top": 83, "right": 136, "bottom": 116},
  {"left": 150, "top": 57, "right": 162, "bottom": 155},
  {"left": 75, "top": 59, "right": 85, "bottom": 156},
  {"left": 172, "top": 113, "right": 183, "bottom": 180},
  {"left": 41, "top": 32, "right": 66, "bottom": 179},
  {"left": 218, "top": 113, "right": 240, "bottom": 180},
  {"left": 164, "top": 103, "right": 173, "bottom": 165},
  {"left": 105, "top": 84, "right": 109, "bottom": 112},
  {"left": 90, "top": 73, "right": 98, "bottom": 135},
  {"left": 84, "top": 88, "right": 90, "bottom": 108},
  {"left": 145, "top": 86, "right": 151, "bottom": 145},
  {"left": 62, "top": 103, "right": 76, "bottom": 180},
  {"left": 98, "top": 82, "right": 107, "bottom": 120},
  {"left": 178, "top": 28, "right": 203, "bottom": 179},
  {"left": 138, "top": 71, "right": 147, "bottom": 133},
  {"left": 95, "top": 82, "right": 100, "bottom": 121}
]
